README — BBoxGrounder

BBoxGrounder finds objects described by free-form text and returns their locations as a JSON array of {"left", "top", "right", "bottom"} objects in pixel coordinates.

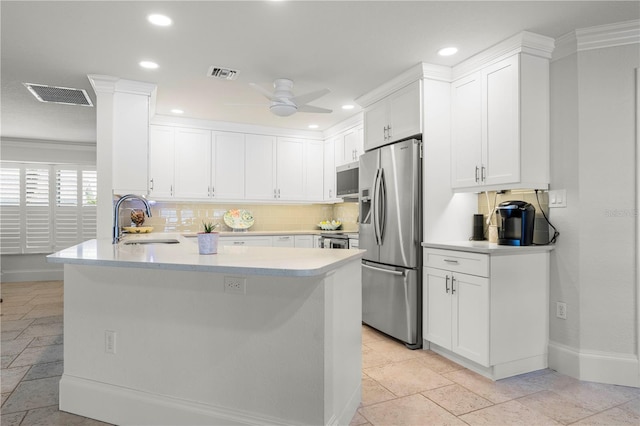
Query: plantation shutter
[
  {"left": 0, "top": 167, "right": 22, "bottom": 254},
  {"left": 81, "top": 170, "right": 97, "bottom": 240},
  {"left": 25, "top": 167, "right": 53, "bottom": 253},
  {"left": 54, "top": 168, "right": 79, "bottom": 250}
]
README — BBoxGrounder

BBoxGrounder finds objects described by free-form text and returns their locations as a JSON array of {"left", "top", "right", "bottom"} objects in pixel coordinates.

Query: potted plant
[{"left": 197, "top": 221, "right": 219, "bottom": 255}]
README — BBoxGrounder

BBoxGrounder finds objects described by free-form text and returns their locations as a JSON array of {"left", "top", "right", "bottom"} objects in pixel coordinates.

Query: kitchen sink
[{"left": 123, "top": 239, "right": 180, "bottom": 245}]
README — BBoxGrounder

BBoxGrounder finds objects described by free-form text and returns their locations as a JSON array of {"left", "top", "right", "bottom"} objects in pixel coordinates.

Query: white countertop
[
  {"left": 422, "top": 241, "right": 555, "bottom": 255},
  {"left": 177, "top": 229, "right": 359, "bottom": 238},
  {"left": 47, "top": 234, "right": 364, "bottom": 277}
]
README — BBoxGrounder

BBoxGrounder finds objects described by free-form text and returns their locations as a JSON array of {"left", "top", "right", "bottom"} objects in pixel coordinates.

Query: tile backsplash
[
  {"left": 127, "top": 201, "right": 360, "bottom": 233},
  {"left": 477, "top": 190, "right": 550, "bottom": 244}
]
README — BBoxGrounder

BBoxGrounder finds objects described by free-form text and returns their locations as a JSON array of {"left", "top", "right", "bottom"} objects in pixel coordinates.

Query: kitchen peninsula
[{"left": 47, "top": 234, "right": 363, "bottom": 426}]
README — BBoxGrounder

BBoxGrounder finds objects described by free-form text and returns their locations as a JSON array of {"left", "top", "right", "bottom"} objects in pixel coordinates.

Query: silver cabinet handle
[
  {"left": 387, "top": 125, "right": 392, "bottom": 140},
  {"left": 445, "top": 275, "right": 450, "bottom": 293},
  {"left": 170, "top": 184, "right": 173, "bottom": 196},
  {"left": 277, "top": 188, "right": 281, "bottom": 198},
  {"left": 475, "top": 166, "right": 480, "bottom": 183},
  {"left": 363, "top": 263, "right": 404, "bottom": 276},
  {"left": 329, "top": 189, "right": 332, "bottom": 198},
  {"left": 150, "top": 178, "right": 154, "bottom": 191},
  {"left": 274, "top": 189, "right": 277, "bottom": 198},
  {"left": 481, "top": 166, "right": 486, "bottom": 182},
  {"left": 233, "top": 241, "right": 245, "bottom": 245},
  {"left": 451, "top": 276, "right": 456, "bottom": 294},
  {"left": 444, "top": 259, "right": 459, "bottom": 264}
]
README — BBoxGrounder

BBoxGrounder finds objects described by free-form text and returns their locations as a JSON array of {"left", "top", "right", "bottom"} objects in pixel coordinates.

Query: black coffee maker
[{"left": 496, "top": 201, "right": 535, "bottom": 246}]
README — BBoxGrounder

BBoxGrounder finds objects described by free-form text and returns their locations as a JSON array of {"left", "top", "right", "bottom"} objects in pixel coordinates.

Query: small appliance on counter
[{"left": 496, "top": 201, "right": 535, "bottom": 246}]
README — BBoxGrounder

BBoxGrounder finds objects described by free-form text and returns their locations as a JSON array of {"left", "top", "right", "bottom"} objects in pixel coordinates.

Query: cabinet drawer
[{"left": 424, "top": 248, "right": 489, "bottom": 277}]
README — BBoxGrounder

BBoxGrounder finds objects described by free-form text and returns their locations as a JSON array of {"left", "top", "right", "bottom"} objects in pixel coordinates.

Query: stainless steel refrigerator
[{"left": 359, "top": 138, "right": 422, "bottom": 349}]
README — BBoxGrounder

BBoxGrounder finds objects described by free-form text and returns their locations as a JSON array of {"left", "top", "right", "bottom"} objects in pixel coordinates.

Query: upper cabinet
[
  {"left": 150, "top": 125, "right": 323, "bottom": 203},
  {"left": 451, "top": 49, "right": 551, "bottom": 192},
  {"left": 363, "top": 80, "right": 422, "bottom": 151},
  {"left": 336, "top": 126, "right": 364, "bottom": 166}
]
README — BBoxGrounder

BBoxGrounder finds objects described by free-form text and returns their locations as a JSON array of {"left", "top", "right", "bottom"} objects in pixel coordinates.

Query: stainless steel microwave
[{"left": 336, "top": 161, "right": 359, "bottom": 199}]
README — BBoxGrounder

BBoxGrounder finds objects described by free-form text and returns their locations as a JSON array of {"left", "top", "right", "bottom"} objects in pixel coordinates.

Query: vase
[{"left": 197, "top": 232, "right": 219, "bottom": 255}]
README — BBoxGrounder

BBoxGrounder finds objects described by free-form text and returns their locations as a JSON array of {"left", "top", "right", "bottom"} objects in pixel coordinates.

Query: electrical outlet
[
  {"left": 105, "top": 330, "right": 117, "bottom": 354},
  {"left": 224, "top": 276, "right": 246, "bottom": 294},
  {"left": 556, "top": 302, "right": 567, "bottom": 320}
]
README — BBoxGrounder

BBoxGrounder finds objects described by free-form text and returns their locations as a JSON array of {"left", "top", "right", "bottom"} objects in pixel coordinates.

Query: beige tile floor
[{"left": 1, "top": 281, "right": 639, "bottom": 426}]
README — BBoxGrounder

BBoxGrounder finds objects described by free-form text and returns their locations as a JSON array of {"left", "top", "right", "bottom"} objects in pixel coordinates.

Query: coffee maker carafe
[{"left": 496, "top": 201, "right": 535, "bottom": 246}]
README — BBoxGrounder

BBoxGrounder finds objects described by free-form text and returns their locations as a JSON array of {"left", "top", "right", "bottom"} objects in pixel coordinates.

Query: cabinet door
[
  {"left": 452, "top": 272, "right": 490, "bottom": 366},
  {"left": 112, "top": 93, "right": 149, "bottom": 194},
  {"left": 273, "top": 235, "right": 295, "bottom": 247},
  {"left": 451, "top": 73, "right": 482, "bottom": 188},
  {"left": 276, "top": 137, "right": 305, "bottom": 200},
  {"left": 219, "top": 236, "right": 272, "bottom": 247},
  {"left": 212, "top": 132, "right": 245, "bottom": 200},
  {"left": 148, "top": 126, "right": 175, "bottom": 198},
  {"left": 174, "top": 128, "right": 211, "bottom": 199},
  {"left": 424, "top": 267, "right": 452, "bottom": 349},
  {"left": 305, "top": 140, "right": 324, "bottom": 201},
  {"left": 294, "top": 235, "right": 313, "bottom": 248},
  {"left": 245, "top": 134, "right": 276, "bottom": 200},
  {"left": 387, "top": 80, "right": 421, "bottom": 143},
  {"left": 363, "top": 100, "right": 387, "bottom": 151},
  {"left": 482, "top": 55, "right": 520, "bottom": 186},
  {"left": 355, "top": 126, "right": 364, "bottom": 159},
  {"left": 343, "top": 129, "right": 359, "bottom": 163},
  {"left": 323, "top": 139, "right": 336, "bottom": 200}
]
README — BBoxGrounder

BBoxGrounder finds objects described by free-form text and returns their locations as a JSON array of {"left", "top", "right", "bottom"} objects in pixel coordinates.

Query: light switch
[{"left": 549, "top": 189, "right": 567, "bottom": 208}]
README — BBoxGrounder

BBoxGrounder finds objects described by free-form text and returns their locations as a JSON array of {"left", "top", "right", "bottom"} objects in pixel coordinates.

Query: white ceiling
[{"left": 2, "top": 1, "right": 638, "bottom": 144}]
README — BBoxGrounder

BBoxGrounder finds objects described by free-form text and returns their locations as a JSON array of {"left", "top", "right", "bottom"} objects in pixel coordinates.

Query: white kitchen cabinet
[
  {"left": 149, "top": 125, "right": 176, "bottom": 198},
  {"left": 212, "top": 132, "right": 245, "bottom": 200},
  {"left": 272, "top": 235, "right": 295, "bottom": 247},
  {"left": 305, "top": 140, "right": 324, "bottom": 201},
  {"left": 313, "top": 235, "right": 322, "bottom": 248},
  {"left": 364, "top": 80, "right": 421, "bottom": 151},
  {"left": 294, "top": 235, "right": 314, "bottom": 248},
  {"left": 451, "top": 53, "right": 550, "bottom": 191},
  {"left": 423, "top": 246, "right": 550, "bottom": 380},
  {"left": 336, "top": 127, "right": 364, "bottom": 166},
  {"left": 424, "top": 266, "right": 489, "bottom": 366},
  {"left": 174, "top": 128, "right": 212, "bottom": 199},
  {"left": 218, "top": 236, "right": 272, "bottom": 247},
  {"left": 323, "top": 139, "right": 336, "bottom": 200},
  {"left": 245, "top": 134, "right": 277, "bottom": 200},
  {"left": 276, "top": 137, "right": 305, "bottom": 201}
]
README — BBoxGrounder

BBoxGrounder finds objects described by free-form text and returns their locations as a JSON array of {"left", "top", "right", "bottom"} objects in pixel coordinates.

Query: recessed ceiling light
[
  {"left": 308, "top": 124, "right": 319, "bottom": 129},
  {"left": 147, "top": 14, "right": 172, "bottom": 26},
  {"left": 171, "top": 109, "right": 184, "bottom": 114},
  {"left": 139, "top": 61, "right": 159, "bottom": 69},
  {"left": 342, "top": 104, "right": 355, "bottom": 110},
  {"left": 438, "top": 47, "right": 458, "bottom": 57}
]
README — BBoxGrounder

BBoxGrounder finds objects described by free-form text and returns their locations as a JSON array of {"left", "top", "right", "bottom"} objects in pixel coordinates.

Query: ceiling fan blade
[
  {"left": 292, "top": 88, "right": 330, "bottom": 106},
  {"left": 249, "top": 82, "right": 275, "bottom": 101},
  {"left": 297, "top": 105, "right": 333, "bottom": 114}
]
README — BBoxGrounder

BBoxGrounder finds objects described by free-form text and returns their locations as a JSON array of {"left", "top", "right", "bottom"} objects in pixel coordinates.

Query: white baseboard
[
  {"left": 1, "top": 269, "right": 63, "bottom": 283},
  {"left": 60, "top": 375, "right": 298, "bottom": 426},
  {"left": 548, "top": 341, "right": 640, "bottom": 387}
]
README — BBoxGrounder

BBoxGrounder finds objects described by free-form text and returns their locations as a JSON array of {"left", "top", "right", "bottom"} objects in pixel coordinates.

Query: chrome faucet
[{"left": 113, "top": 194, "right": 152, "bottom": 244}]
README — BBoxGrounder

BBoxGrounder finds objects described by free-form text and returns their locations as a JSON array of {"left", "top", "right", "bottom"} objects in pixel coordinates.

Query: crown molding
[
  {"left": 322, "top": 112, "right": 364, "bottom": 140},
  {"left": 576, "top": 19, "right": 640, "bottom": 52},
  {"left": 355, "top": 62, "right": 451, "bottom": 108},
  {"left": 453, "top": 31, "right": 555, "bottom": 80},
  {"left": 553, "top": 19, "right": 639, "bottom": 62},
  {"left": 87, "top": 74, "right": 157, "bottom": 97}
]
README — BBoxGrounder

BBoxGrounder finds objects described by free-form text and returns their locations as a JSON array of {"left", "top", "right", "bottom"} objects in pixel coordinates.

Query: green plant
[{"left": 202, "top": 221, "right": 219, "bottom": 233}]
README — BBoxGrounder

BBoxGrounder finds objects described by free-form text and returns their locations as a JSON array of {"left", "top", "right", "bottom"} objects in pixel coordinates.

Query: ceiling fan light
[{"left": 270, "top": 103, "right": 297, "bottom": 117}]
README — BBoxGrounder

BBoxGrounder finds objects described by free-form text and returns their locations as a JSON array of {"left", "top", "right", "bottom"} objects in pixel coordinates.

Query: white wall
[{"left": 549, "top": 30, "right": 639, "bottom": 385}]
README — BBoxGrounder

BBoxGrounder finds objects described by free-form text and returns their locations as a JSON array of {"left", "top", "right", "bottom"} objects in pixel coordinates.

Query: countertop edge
[{"left": 421, "top": 241, "right": 555, "bottom": 255}]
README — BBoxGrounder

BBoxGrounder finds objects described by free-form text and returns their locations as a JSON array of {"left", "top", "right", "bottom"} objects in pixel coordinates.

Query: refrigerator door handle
[
  {"left": 363, "top": 263, "right": 405, "bottom": 277},
  {"left": 379, "top": 168, "right": 386, "bottom": 242},
  {"left": 373, "top": 168, "right": 382, "bottom": 245}
]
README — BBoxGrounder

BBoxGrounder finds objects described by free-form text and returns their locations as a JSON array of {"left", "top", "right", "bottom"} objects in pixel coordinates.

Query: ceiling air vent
[
  {"left": 207, "top": 66, "right": 240, "bottom": 80},
  {"left": 23, "top": 83, "right": 93, "bottom": 107}
]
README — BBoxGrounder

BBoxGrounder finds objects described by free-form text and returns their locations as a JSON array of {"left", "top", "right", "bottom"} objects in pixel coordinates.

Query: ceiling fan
[{"left": 249, "top": 78, "right": 332, "bottom": 117}]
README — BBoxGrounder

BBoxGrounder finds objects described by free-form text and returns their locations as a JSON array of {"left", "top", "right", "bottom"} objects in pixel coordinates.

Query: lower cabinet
[
  {"left": 218, "top": 236, "right": 272, "bottom": 247},
  {"left": 272, "top": 235, "right": 295, "bottom": 247},
  {"left": 294, "top": 235, "right": 313, "bottom": 248},
  {"left": 423, "top": 247, "right": 550, "bottom": 380}
]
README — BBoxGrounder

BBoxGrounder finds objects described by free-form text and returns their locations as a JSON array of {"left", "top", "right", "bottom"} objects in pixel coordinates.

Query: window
[{"left": 0, "top": 162, "right": 97, "bottom": 254}]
